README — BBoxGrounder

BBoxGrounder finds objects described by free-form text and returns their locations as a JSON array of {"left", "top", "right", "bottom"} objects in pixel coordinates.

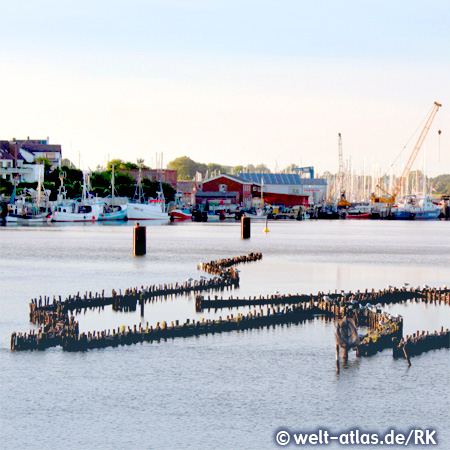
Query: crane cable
[
  {"left": 379, "top": 104, "right": 435, "bottom": 186},
  {"left": 438, "top": 108, "right": 442, "bottom": 162}
]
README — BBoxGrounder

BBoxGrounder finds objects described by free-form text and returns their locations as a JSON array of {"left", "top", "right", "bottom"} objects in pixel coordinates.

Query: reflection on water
[{"left": 1, "top": 221, "right": 449, "bottom": 450}]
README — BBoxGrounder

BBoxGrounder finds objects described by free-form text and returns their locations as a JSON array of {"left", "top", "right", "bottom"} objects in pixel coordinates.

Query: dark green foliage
[
  {"left": 429, "top": 174, "right": 450, "bottom": 196},
  {"left": 167, "top": 156, "right": 236, "bottom": 180},
  {"left": 141, "top": 178, "right": 176, "bottom": 202}
]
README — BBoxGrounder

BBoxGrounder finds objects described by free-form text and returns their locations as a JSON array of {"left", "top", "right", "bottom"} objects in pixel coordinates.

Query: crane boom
[
  {"left": 392, "top": 102, "right": 441, "bottom": 198},
  {"left": 372, "top": 101, "right": 442, "bottom": 204}
]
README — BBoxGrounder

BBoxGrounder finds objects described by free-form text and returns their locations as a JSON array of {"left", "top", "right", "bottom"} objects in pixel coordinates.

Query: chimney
[{"left": 11, "top": 142, "right": 18, "bottom": 169}]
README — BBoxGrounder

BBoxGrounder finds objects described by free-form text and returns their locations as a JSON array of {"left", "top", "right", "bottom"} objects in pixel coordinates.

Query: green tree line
[
  {"left": 167, "top": 156, "right": 272, "bottom": 180},
  {"left": 0, "top": 159, "right": 176, "bottom": 202}
]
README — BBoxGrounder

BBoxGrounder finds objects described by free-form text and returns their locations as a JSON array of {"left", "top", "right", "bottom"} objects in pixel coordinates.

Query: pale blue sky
[{"left": 1, "top": 0, "right": 449, "bottom": 176}]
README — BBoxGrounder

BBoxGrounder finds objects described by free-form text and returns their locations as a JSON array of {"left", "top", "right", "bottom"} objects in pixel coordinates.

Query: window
[{"left": 219, "top": 184, "right": 227, "bottom": 193}]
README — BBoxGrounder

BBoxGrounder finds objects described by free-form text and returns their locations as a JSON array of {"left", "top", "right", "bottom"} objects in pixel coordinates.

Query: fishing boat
[
  {"left": 51, "top": 202, "right": 101, "bottom": 222},
  {"left": 126, "top": 170, "right": 169, "bottom": 220},
  {"left": 99, "top": 204, "right": 127, "bottom": 221},
  {"left": 169, "top": 208, "right": 192, "bottom": 221},
  {"left": 5, "top": 170, "right": 52, "bottom": 224},
  {"left": 345, "top": 204, "right": 372, "bottom": 219},
  {"left": 98, "top": 165, "right": 127, "bottom": 221},
  {"left": 52, "top": 173, "right": 101, "bottom": 222},
  {"left": 127, "top": 197, "right": 169, "bottom": 220},
  {"left": 392, "top": 194, "right": 441, "bottom": 220}
]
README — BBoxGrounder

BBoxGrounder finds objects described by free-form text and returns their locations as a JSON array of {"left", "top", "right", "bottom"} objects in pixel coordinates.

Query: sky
[{"left": 1, "top": 0, "right": 449, "bottom": 177}]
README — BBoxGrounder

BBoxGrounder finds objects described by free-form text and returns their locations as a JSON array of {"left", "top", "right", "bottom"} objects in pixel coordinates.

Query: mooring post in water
[
  {"left": 335, "top": 344, "right": 340, "bottom": 373},
  {"left": 139, "top": 293, "right": 144, "bottom": 317},
  {"left": 241, "top": 215, "right": 250, "bottom": 239},
  {"left": 133, "top": 222, "right": 146, "bottom": 256}
]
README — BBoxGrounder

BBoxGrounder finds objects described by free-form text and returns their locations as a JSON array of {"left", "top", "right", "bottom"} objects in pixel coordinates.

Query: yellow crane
[{"left": 371, "top": 101, "right": 442, "bottom": 205}]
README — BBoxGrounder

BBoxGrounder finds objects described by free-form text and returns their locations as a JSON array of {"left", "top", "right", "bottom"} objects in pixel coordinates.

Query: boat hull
[
  {"left": 99, "top": 205, "right": 127, "bottom": 221},
  {"left": 414, "top": 210, "right": 440, "bottom": 220},
  {"left": 169, "top": 209, "right": 192, "bottom": 221},
  {"left": 126, "top": 203, "right": 169, "bottom": 220},
  {"left": 346, "top": 213, "right": 371, "bottom": 219},
  {"left": 52, "top": 212, "right": 99, "bottom": 222},
  {"left": 52, "top": 204, "right": 101, "bottom": 222}
]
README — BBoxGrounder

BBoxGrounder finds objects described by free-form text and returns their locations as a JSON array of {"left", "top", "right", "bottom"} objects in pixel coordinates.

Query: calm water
[{"left": 1, "top": 220, "right": 449, "bottom": 450}]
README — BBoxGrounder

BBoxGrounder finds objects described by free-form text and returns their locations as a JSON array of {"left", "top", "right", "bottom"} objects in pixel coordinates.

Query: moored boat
[
  {"left": 51, "top": 173, "right": 101, "bottom": 222},
  {"left": 169, "top": 208, "right": 192, "bottom": 221},
  {"left": 52, "top": 202, "right": 101, "bottom": 222},
  {"left": 345, "top": 203, "right": 372, "bottom": 219},
  {"left": 127, "top": 199, "right": 169, "bottom": 220},
  {"left": 99, "top": 204, "right": 127, "bottom": 221},
  {"left": 98, "top": 164, "right": 127, "bottom": 221},
  {"left": 126, "top": 169, "right": 170, "bottom": 220},
  {"left": 392, "top": 194, "right": 440, "bottom": 220},
  {"left": 346, "top": 212, "right": 371, "bottom": 219}
]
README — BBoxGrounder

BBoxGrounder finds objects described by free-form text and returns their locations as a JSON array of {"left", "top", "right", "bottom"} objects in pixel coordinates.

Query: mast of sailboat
[
  {"left": 111, "top": 164, "right": 115, "bottom": 204},
  {"left": 82, "top": 173, "right": 87, "bottom": 201},
  {"left": 261, "top": 177, "right": 264, "bottom": 209},
  {"left": 158, "top": 181, "right": 165, "bottom": 212},
  {"left": 37, "top": 165, "right": 42, "bottom": 211},
  {"left": 138, "top": 166, "right": 143, "bottom": 202}
]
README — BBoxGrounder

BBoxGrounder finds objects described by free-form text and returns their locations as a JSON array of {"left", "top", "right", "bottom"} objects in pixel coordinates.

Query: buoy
[{"left": 263, "top": 216, "right": 269, "bottom": 233}]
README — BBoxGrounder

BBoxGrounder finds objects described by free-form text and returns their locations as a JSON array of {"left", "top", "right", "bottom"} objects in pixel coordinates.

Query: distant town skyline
[{"left": 1, "top": 1, "right": 449, "bottom": 177}]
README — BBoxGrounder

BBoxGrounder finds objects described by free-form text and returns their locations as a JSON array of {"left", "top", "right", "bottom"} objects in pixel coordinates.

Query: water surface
[{"left": 1, "top": 220, "right": 449, "bottom": 449}]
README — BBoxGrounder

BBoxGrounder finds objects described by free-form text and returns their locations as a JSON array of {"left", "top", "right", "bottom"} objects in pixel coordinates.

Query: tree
[
  {"left": 135, "top": 158, "right": 150, "bottom": 169},
  {"left": 90, "top": 171, "right": 112, "bottom": 196},
  {"left": 255, "top": 164, "right": 271, "bottom": 173},
  {"left": 232, "top": 165, "right": 244, "bottom": 175},
  {"left": 429, "top": 174, "right": 450, "bottom": 196},
  {"left": 141, "top": 178, "right": 176, "bottom": 202},
  {"left": 106, "top": 159, "right": 127, "bottom": 171},
  {"left": 61, "top": 158, "right": 76, "bottom": 168},
  {"left": 167, "top": 156, "right": 200, "bottom": 180},
  {"left": 281, "top": 164, "right": 296, "bottom": 174}
]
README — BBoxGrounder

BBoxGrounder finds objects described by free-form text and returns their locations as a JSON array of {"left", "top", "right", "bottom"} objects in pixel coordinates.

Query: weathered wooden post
[
  {"left": 139, "top": 294, "right": 144, "bottom": 317},
  {"left": 241, "top": 215, "right": 250, "bottom": 239},
  {"left": 133, "top": 222, "right": 146, "bottom": 256}
]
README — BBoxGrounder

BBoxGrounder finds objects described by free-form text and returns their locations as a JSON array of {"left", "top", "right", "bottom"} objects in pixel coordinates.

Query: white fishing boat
[
  {"left": 52, "top": 173, "right": 101, "bottom": 222},
  {"left": 127, "top": 197, "right": 169, "bottom": 220},
  {"left": 5, "top": 170, "right": 52, "bottom": 224},
  {"left": 126, "top": 169, "right": 169, "bottom": 220},
  {"left": 52, "top": 202, "right": 101, "bottom": 222}
]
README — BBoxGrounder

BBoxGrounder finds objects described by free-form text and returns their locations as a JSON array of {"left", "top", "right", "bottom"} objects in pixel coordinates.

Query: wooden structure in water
[{"left": 10, "top": 252, "right": 450, "bottom": 365}]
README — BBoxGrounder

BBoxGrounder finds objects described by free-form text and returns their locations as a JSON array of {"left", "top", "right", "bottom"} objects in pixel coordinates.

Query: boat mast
[
  {"left": 37, "top": 165, "right": 42, "bottom": 211},
  {"left": 138, "top": 166, "right": 142, "bottom": 202},
  {"left": 111, "top": 164, "right": 115, "bottom": 204},
  {"left": 261, "top": 177, "right": 264, "bottom": 210}
]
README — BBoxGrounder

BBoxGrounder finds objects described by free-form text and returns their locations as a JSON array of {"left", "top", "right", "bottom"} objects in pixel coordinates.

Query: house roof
[
  {"left": 0, "top": 148, "right": 14, "bottom": 160},
  {"left": 21, "top": 143, "right": 61, "bottom": 153},
  {"left": 203, "top": 173, "right": 254, "bottom": 185},
  {"left": 177, "top": 181, "right": 199, "bottom": 194},
  {"left": 237, "top": 173, "right": 327, "bottom": 185}
]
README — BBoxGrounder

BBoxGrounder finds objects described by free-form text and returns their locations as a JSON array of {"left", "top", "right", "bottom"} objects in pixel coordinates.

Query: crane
[
  {"left": 372, "top": 101, "right": 442, "bottom": 205},
  {"left": 337, "top": 133, "right": 350, "bottom": 208}
]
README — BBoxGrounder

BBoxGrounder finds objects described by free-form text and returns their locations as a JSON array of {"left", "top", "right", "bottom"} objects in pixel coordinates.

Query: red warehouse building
[{"left": 201, "top": 174, "right": 255, "bottom": 208}]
